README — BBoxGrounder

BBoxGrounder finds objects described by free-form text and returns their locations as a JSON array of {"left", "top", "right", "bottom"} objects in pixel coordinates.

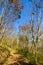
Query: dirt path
[
  {"left": 0, "top": 44, "right": 33, "bottom": 65},
  {"left": 3, "top": 48, "right": 30, "bottom": 65}
]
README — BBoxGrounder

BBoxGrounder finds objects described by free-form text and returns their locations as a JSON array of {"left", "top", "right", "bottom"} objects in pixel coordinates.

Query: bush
[
  {"left": 17, "top": 47, "right": 35, "bottom": 62},
  {"left": 0, "top": 46, "right": 10, "bottom": 64}
]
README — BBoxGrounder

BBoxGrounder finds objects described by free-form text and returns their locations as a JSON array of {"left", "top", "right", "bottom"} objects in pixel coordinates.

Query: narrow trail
[
  {"left": 0, "top": 44, "right": 33, "bottom": 65},
  {"left": 3, "top": 47, "right": 30, "bottom": 65}
]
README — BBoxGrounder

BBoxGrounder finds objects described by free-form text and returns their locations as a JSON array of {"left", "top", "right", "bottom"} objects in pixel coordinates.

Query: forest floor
[{"left": 0, "top": 44, "right": 31, "bottom": 65}]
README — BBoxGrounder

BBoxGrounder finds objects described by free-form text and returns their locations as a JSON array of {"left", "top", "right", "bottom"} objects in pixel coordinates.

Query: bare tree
[
  {"left": 0, "top": 0, "right": 24, "bottom": 43},
  {"left": 29, "top": 0, "right": 43, "bottom": 64}
]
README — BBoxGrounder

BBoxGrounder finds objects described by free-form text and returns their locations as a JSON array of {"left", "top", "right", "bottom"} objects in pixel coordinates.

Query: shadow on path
[
  {"left": 9, "top": 61, "right": 37, "bottom": 65},
  {"left": 9, "top": 56, "right": 37, "bottom": 65}
]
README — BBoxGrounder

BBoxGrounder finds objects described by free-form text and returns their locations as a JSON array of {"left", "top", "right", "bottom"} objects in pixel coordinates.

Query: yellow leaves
[
  {"left": 9, "top": 0, "right": 18, "bottom": 4},
  {"left": 19, "top": 25, "right": 29, "bottom": 31},
  {"left": 0, "top": 21, "right": 3, "bottom": 30},
  {"left": 9, "top": 0, "right": 13, "bottom": 3},
  {"left": 9, "top": 0, "right": 20, "bottom": 13},
  {"left": 15, "top": 5, "right": 19, "bottom": 11},
  {"left": 0, "top": 26, "right": 3, "bottom": 30},
  {"left": 13, "top": 0, "right": 18, "bottom": 4}
]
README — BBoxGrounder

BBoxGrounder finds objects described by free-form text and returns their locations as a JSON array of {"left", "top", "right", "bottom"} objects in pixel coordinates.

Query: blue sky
[
  {"left": 12, "top": 0, "right": 32, "bottom": 31},
  {"left": 0, "top": 0, "right": 31, "bottom": 33},
  {"left": 0, "top": 0, "right": 43, "bottom": 36}
]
